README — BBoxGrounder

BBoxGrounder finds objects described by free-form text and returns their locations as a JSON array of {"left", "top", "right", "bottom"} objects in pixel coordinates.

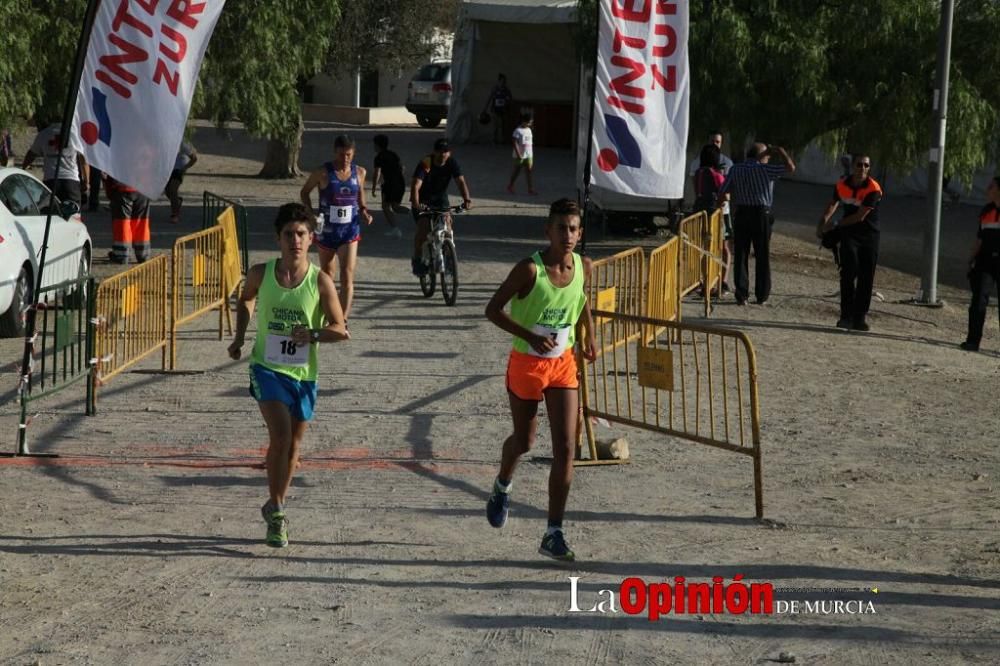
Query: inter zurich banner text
[
  {"left": 590, "top": 0, "right": 689, "bottom": 199},
  {"left": 71, "top": 0, "right": 226, "bottom": 198}
]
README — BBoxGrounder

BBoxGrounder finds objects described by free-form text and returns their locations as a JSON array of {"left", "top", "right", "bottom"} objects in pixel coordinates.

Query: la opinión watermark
[{"left": 568, "top": 576, "right": 877, "bottom": 619}]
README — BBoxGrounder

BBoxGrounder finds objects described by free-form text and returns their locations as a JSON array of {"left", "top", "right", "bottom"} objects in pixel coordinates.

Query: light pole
[{"left": 920, "top": 0, "right": 955, "bottom": 306}]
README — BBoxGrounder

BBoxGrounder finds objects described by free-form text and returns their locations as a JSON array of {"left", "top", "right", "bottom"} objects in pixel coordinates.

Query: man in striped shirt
[{"left": 717, "top": 142, "right": 796, "bottom": 305}]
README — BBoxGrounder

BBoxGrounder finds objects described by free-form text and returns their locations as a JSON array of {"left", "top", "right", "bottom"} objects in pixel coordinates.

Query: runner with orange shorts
[{"left": 484, "top": 198, "right": 596, "bottom": 561}]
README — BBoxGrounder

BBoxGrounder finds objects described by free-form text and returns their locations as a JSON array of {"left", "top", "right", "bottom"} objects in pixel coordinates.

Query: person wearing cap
[{"left": 409, "top": 138, "right": 472, "bottom": 276}]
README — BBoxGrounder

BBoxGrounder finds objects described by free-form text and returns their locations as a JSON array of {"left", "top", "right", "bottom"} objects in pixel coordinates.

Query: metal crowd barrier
[
  {"left": 203, "top": 191, "right": 249, "bottom": 275},
  {"left": 171, "top": 226, "right": 231, "bottom": 369},
  {"left": 587, "top": 247, "right": 645, "bottom": 355},
  {"left": 13, "top": 277, "right": 96, "bottom": 453},
  {"left": 579, "top": 310, "right": 764, "bottom": 517},
  {"left": 645, "top": 236, "right": 681, "bottom": 327},
  {"left": 90, "top": 256, "right": 169, "bottom": 409}
]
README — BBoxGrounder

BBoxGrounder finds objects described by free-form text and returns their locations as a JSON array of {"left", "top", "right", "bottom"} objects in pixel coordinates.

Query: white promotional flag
[
  {"left": 70, "top": 0, "right": 226, "bottom": 198},
  {"left": 590, "top": 0, "right": 689, "bottom": 198}
]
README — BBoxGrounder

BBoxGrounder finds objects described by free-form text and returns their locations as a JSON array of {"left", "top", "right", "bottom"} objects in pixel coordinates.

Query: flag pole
[
  {"left": 580, "top": 0, "right": 601, "bottom": 254},
  {"left": 12, "top": 0, "right": 103, "bottom": 456}
]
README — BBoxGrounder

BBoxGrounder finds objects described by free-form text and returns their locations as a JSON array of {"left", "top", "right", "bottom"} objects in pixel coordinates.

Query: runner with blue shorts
[{"left": 228, "top": 203, "right": 350, "bottom": 547}]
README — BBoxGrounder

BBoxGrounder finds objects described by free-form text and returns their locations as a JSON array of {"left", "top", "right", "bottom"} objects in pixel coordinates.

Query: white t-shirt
[
  {"left": 30, "top": 125, "right": 80, "bottom": 182},
  {"left": 174, "top": 141, "right": 196, "bottom": 171},
  {"left": 512, "top": 126, "right": 533, "bottom": 160}
]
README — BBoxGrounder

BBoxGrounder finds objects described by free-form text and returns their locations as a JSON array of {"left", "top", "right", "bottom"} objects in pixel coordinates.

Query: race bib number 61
[{"left": 329, "top": 204, "right": 355, "bottom": 224}]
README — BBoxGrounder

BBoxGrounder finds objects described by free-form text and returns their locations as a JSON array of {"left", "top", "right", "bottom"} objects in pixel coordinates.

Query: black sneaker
[
  {"left": 852, "top": 320, "right": 870, "bottom": 332},
  {"left": 959, "top": 341, "right": 980, "bottom": 352},
  {"left": 411, "top": 257, "right": 427, "bottom": 277},
  {"left": 486, "top": 483, "right": 510, "bottom": 528},
  {"left": 836, "top": 317, "right": 852, "bottom": 329},
  {"left": 539, "top": 530, "right": 575, "bottom": 561}
]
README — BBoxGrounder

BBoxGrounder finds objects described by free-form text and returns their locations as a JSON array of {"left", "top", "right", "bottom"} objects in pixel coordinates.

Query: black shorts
[
  {"left": 381, "top": 182, "right": 404, "bottom": 204},
  {"left": 46, "top": 179, "right": 81, "bottom": 205}
]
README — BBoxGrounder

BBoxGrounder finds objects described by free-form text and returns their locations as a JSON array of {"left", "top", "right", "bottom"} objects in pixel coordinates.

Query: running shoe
[
  {"left": 486, "top": 483, "right": 510, "bottom": 528},
  {"left": 539, "top": 530, "right": 575, "bottom": 561},
  {"left": 411, "top": 257, "right": 428, "bottom": 277},
  {"left": 266, "top": 511, "right": 288, "bottom": 548}
]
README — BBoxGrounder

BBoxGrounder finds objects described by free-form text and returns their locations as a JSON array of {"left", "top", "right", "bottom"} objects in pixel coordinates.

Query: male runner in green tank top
[
  {"left": 228, "top": 203, "right": 350, "bottom": 547},
  {"left": 484, "top": 198, "right": 596, "bottom": 561}
]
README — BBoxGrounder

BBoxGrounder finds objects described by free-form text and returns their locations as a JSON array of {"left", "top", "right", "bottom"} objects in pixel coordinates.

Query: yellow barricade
[
  {"left": 216, "top": 206, "right": 242, "bottom": 299},
  {"left": 578, "top": 310, "right": 764, "bottom": 517},
  {"left": 90, "top": 255, "right": 169, "bottom": 400},
  {"left": 587, "top": 247, "right": 645, "bottom": 355},
  {"left": 645, "top": 236, "right": 680, "bottom": 326},
  {"left": 171, "top": 226, "right": 232, "bottom": 369},
  {"left": 677, "top": 211, "right": 707, "bottom": 298}
]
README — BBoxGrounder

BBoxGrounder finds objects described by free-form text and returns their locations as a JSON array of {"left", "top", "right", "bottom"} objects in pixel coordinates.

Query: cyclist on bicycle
[{"left": 410, "top": 138, "right": 472, "bottom": 276}]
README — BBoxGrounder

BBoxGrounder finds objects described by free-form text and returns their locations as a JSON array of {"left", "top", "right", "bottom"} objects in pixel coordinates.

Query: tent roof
[{"left": 461, "top": 0, "right": 577, "bottom": 24}]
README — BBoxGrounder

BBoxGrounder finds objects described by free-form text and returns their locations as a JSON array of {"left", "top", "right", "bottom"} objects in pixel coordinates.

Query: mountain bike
[{"left": 417, "top": 204, "right": 465, "bottom": 306}]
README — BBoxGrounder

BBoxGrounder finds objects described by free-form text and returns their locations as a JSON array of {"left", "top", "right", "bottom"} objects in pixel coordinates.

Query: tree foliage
[
  {"left": 329, "top": 0, "right": 460, "bottom": 75},
  {"left": 0, "top": 0, "right": 86, "bottom": 129},
  {"left": 577, "top": 0, "right": 1000, "bottom": 183},
  {"left": 197, "top": 0, "right": 341, "bottom": 177}
]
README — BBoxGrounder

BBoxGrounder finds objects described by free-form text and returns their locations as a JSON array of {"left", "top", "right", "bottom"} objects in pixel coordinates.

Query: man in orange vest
[{"left": 817, "top": 154, "right": 883, "bottom": 331}]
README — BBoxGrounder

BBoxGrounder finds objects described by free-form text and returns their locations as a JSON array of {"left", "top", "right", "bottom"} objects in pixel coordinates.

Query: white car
[{"left": 0, "top": 167, "right": 92, "bottom": 337}]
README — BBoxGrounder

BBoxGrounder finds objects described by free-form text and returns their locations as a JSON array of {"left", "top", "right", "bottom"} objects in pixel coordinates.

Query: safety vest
[
  {"left": 980, "top": 203, "right": 1000, "bottom": 230},
  {"left": 835, "top": 176, "right": 882, "bottom": 207}
]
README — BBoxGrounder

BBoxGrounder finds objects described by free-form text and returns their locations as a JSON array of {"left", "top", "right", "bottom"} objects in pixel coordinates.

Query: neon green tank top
[
  {"left": 250, "top": 259, "right": 323, "bottom": 381},
  {"left": 510, "top": 252, "right": 586, "bottom": 355}
]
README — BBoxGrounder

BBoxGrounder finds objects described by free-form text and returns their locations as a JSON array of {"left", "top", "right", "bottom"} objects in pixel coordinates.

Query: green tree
[
  {"left": 198, "top": 1, "right": 341, "bottom": 178},
  {"left": 0, "top": 0, "right": 87, "bottom": 130},
  {"left": 328, "top": 0, "right": 459, "bottom": 75},
  {"left": 577, "top": 0, "right": 1000, "bottom": 185}
]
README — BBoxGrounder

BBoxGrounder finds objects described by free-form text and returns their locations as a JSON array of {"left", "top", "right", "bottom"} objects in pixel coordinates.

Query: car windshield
[{"left": 415, "top": 64, "right": 449, "bottom": 82}]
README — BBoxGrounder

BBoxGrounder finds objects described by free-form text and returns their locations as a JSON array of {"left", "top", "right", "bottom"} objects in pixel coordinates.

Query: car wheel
[
  {"left": 417, "top": 115, "right": 442, "bottom": 129},
  {"left": 0, "top": 266, "right": 33, "bottom": 338}
]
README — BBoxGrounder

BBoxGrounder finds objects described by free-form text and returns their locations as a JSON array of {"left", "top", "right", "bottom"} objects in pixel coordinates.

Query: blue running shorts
[{"left": 249, "top": 364, "right": 318, "bottom": 422}]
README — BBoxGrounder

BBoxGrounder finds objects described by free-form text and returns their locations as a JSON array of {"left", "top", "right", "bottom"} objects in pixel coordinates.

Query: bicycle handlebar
[{"left": 418, "top": 204, "right": 467, "bottom": 215}]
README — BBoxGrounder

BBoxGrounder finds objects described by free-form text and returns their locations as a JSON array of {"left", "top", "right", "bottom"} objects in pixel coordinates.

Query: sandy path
[{"left": 0, "top": 122, "right": 997, "bottom": 665}]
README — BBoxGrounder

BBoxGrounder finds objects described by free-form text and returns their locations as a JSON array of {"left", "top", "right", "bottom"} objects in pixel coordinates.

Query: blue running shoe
[
  {"left": 539, "top": 530, "right": 575, "bottom": 561},
  {"left": 486, "top": 483, "right": 510, "bottom": 528}
]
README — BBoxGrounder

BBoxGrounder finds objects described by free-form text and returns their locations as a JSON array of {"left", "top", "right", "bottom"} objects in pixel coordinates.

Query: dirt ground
[{"left": 0, "top": 121, "right": 997, "bottom": 665}]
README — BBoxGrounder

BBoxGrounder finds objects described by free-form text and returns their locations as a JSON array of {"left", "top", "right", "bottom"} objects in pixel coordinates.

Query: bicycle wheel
[
  {"left": 440, "top": 240, "right": 459, "bottom": 306},
  {"left": 420, "top": 269, "right": 436, "bottom": 298}
]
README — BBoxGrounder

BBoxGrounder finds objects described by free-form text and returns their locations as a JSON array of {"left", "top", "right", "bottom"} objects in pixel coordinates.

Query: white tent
[{"left": 448, "top": 0, "right": 579, "bottom": 145}]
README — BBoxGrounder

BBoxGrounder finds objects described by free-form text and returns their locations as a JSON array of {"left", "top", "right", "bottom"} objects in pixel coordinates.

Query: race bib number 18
[
  {"left": 264, "top": 334, "right": 309, "bottom": 367},
  {"left": 528, "top": 324, "right": 570, "bottom": 358}
]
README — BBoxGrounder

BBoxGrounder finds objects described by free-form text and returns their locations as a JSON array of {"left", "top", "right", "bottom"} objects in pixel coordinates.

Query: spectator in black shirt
[
  {"left": 371, "top": 134, "right": 406, "bottom": 239},
  {"left": 409, "top": 138, "right": 472, "bottom": 276}
]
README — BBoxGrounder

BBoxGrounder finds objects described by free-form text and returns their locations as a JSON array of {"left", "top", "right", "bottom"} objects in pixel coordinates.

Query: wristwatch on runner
[{"left": 310, "top": 330, "right": 321, "bottom": 343}]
